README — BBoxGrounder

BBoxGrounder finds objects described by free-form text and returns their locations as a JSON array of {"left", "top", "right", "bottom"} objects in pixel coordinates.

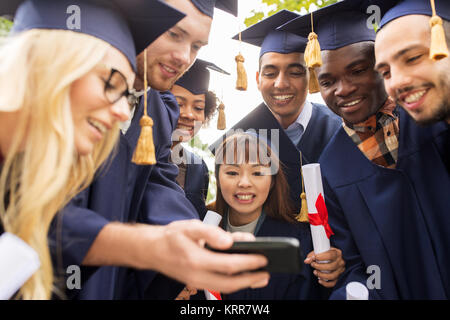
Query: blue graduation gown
[
  {"left": 181, "top": 148, "right": 209, "bottom": 220},
  {"left": 210, "top": 102, "right": 341, "bottom": 211},
  {"left": 49, "top": 89, "right": 199, "bottom": 300},
  {"left": 223, "top": 216, "right": 325, "bottom": 300},
  {"left": 319, "top": 108, "right": 450, "bottom": 299}
]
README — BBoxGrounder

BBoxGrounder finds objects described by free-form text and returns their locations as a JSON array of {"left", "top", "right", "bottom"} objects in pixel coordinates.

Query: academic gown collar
[
  {"left": 321, "top": 107, "right": 447, "bottom": 187},
  {"left": 321, "top": 107, "right": 449, "bottom": 298},
  {"left": 210, "top": 102, "right": 306, "bottom": 166}
]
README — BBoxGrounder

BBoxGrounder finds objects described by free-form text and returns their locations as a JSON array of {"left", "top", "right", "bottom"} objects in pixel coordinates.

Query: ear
[{"left": 256, "top": 70, "right": 261, "bottom": 91}]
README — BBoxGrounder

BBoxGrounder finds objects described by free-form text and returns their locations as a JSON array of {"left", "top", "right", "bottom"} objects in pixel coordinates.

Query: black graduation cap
[
  {"left": 175, "top": 59, "right": 230, "bottom": 95},
  {"left": 379, "top": 0, "right": 450, "bottom": 28},
  {"left": 191, "top": 0, "right": 238, "bottom": 17},
  {"left": 278, "top": 0, "right": 387, "bottom": 51},
  {"left": 1, "top": 0, "right": 185, "bottom": 71},
  {"left": 232, "top": 10, "right": 307, "bottom": 58}
]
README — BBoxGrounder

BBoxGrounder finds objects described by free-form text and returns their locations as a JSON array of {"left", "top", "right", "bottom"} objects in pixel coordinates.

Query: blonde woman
[{"left": 0, "top": 0, "right": 184, "bottom": 299}]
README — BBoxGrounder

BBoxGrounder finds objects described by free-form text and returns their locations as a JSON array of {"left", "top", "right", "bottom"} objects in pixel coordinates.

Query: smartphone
[{"left": 207, "top": 237, "right": 303, "bottom": 274}]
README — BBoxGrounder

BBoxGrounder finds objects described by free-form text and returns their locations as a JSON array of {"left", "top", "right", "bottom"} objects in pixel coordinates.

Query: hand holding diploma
[
  {"left": 302, "top": 163, "right": 345, "bottom": 288},
  {"left": 304, "top": 247, "right": 345, "bottom": 288}
]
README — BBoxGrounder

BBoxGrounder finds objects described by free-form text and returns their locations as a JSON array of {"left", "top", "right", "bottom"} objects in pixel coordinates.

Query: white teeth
[
  {"left": 177, "top": 125, "right": 192, "bottom": 130},
  {"left": 236, "top": 194, "right": 253, "bottom": 200},
  {"left": 343, "top": 99, "right": 362, "bottom": 107},
  {"left": 162, "top": 65, "right": 176, "bottom": 73},
  {"left": 404, "top": 90, "right": 426, "bottom": 103},
  {"left": 273, "top": 95, "right": 294, "bottom": 101},
  {"left": 88, "top": 119, "right": 107, "bottom": 134}
]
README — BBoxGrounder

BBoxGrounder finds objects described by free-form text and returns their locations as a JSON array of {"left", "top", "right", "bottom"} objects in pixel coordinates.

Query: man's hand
[
  {"left": 147, "top": 220, "right": 270, "bottom": 294},
  {"left": 304, "top": 247, "right": 345, "bottom": 288}
]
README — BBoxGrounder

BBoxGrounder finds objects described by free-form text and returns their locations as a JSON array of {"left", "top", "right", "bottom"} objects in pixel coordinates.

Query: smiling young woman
[
  {"left": 0, "top": 28, "right": 133, "bottom": 300},
  {"left": 0, "top": 0, "right": 171, "bottom": 299}
]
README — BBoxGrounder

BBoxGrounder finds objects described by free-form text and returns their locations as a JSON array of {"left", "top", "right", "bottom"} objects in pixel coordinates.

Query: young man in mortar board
[
  {"left": 170, "top": 59, "right": 230, "bottom": 220},
  {"left": 375, "top": 0, "right": 449, "bottom": 171},
  {"left": 210, "top": 10, "right": 345, "bottom": 291},
  {"left": 212, "top": 10, "right": 341, "bottom": 213},
  {"left": 281, "top": 0, "right": 450, "bottom": 299},
  {"left": 48, "top": 0, "right": 271, "bottom": 300},
  {"left": 375, "top": 0, "right": 450, "bottom": 126}
]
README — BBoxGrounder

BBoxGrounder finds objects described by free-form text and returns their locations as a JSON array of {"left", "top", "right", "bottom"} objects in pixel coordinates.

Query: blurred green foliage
[
  {"left": 0, "top": 17, "right": 12, "bottom": 38},
  {"left": 244, "top": 0, "right": 338, "bottom": 27}
]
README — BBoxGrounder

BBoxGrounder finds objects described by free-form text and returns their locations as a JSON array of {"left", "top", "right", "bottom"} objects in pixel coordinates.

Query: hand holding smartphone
[{"left": 207, "top": 236, "right": 303, "bottom": 274}]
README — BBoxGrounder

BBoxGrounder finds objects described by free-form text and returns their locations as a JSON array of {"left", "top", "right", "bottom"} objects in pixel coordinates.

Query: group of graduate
[{"left": 0, "top": 0, "right": 448, "bottom": 300}]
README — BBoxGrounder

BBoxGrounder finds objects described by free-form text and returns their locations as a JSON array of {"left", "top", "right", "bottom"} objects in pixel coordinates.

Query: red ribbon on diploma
[
  {"left": 207, "top": 290, "right": 222, "bottom": 300},
  {"left": 308, "top": 193, "right": 334, "bottom": 239}
]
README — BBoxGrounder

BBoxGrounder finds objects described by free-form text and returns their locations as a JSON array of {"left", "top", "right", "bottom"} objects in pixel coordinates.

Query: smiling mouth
[
  {"left": 272, "top": 94, "right": 294, "bottom": 104},
  {"left": 235, "top": 194, "right": 255, "bottom": 201},
  {"left": 176, "top": 124, "right": 193, "bottom": 133},
  {"left": 403, "top": 89, "right": 427, "bottom": 104},
  {"left": 342, "top": 98, "right": 362, "bottom": 107},
  {"left": 88, "top": 118, "right": 108, "bottom": 134},
  {"left": 160, "top": 63, "right": 178, "bottom": 77}
]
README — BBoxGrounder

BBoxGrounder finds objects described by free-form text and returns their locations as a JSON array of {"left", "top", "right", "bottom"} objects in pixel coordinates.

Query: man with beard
[
  {"left": 375, "top": 0, "right": 450, "bottom": 126},
  {"left": 51, "top": 0, "right": 271, "bottom": 300},
  {"left": 281, "top": 0, "right": 450, "bottom": 299}
]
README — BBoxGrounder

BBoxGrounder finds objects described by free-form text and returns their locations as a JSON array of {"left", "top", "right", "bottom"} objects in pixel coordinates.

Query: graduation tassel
[
  {"left": 304, "top": 12, "right": 322, "bottom": 68},
  {"left": 217, "top": 100, "right": 226, "bottom": 130},
  {"left": 308, "top": 67, "right": 320, "bottom": 94},
  {"left": 429, "top": 0, "right": 449, "bottom": 61},
  {"left": 132, "top": 49, "right": 156, "bottom": 165},
  {"left": 296, "top": 152, "right": 309, "bottom": 223},
  {"left": 235, "top": 31, "right": 248, "bottom": 91},
  {"left": 304, "top": 12, "right": 322, "bottom": 94}
]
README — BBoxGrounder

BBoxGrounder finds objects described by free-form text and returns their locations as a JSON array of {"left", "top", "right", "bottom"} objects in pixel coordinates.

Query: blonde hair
[{"left": 0, "top": 29, "right": 121, "bottom": 299}]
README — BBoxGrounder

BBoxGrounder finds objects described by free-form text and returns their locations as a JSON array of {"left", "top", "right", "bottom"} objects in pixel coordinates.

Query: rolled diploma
[
  {"left": 302, "top": 163, "right": 330, "bottom": 254},
  {"left": 0, "top": 232, "right": 40, "bottom": 300},
  {"left": 202, "top": 210, "right": 223, "bottom": 299},
  {"left": 346, "top": 282, "right": 369, "bottom": 300},
  {"left": 202, "top": 210, "right": 222, "bottom": 227}
]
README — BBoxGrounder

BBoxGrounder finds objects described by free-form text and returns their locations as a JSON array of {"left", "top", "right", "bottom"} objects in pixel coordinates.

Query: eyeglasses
[{"left": 101, "top": 68, "right": 134, "bottom": 108}]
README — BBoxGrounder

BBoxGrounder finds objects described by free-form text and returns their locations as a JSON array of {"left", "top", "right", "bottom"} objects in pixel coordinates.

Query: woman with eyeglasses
[{"left": 0, "top": 0, "right": 182, "bottom": 299}]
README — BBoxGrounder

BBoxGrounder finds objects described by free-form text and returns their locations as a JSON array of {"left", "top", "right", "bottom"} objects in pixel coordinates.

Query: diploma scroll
[
  {"left": 346, "top": 282, "right": 369, "bottom": 300},
  {"left": 0, "top": 232, "right": 40, "bottom": 300},
  {"left": 302, "top": 163, "right": 333, "bottom": 254},
  {"left": 202, "top": 210, "right": 222, "bottom": 300}
]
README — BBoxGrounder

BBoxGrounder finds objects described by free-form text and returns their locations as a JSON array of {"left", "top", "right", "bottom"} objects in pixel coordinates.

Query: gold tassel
[
  {"left": 296, "top": 152, "right": 309, "bottom": 223},
  {"left": 235, "top": 30, "right": 247, "bottom": 91},
  {"left": 235, "top": 52, "right": 247, "bottom": 91},
  {"left": 296, "top": 192, "right": 309, "bottom": 222},
  {"left": 132, "top": 49, "right": 156, "bottom": 165},
  {"left": 429, "top": 0, "right": 449, "bottom": 60},
  {"left": 308, "top": 67, "right": 320, "bottom": 94},
  {"left": 217, "top": 101, "right": 226, "bottom": 130},
  {"left": 304, "top": 12, "right": 322, "bottom": 69}
]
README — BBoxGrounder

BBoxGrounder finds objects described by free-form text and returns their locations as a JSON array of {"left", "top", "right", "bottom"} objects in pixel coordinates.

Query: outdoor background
[{"left": 0, "top": 0, "right": 338, "bottom": 203}]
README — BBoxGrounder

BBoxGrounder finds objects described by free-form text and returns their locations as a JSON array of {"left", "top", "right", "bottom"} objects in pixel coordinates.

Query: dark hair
[
  {"left": 213, "top": 132, "right": 296, "bottom": 224},
  {"left": 204, "top": 91, "right": 218, "bottom": 125}
]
